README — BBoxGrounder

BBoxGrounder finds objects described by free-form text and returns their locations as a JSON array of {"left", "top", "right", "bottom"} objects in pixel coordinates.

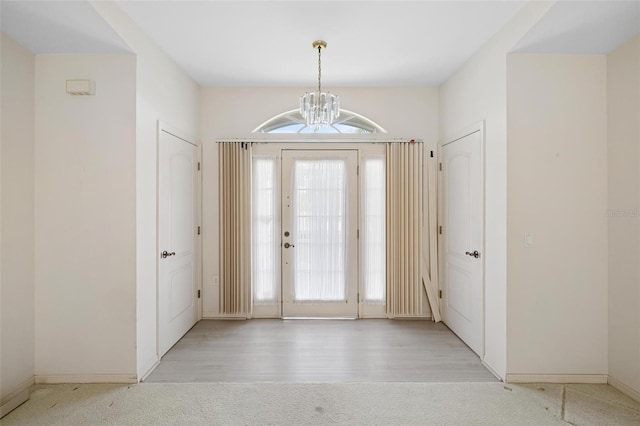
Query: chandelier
[{"left": 299, "top": 40, "right": 340, "bottom": 129}]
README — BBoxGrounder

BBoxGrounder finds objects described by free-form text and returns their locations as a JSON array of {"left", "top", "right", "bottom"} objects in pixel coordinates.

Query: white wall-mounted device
[{"left": 66, "top": 79, "right": 95, "bottom": 96}]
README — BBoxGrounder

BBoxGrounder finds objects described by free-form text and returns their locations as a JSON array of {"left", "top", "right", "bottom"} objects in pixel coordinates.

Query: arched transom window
[{"left": 253, "top": 109, "right": 387, "bottom": 134}]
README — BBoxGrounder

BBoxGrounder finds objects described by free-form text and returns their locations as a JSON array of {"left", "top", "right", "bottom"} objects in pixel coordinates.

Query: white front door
[
  {"left": 440, "top": 130, "right": 484, "bottom": 356},
  {"left": 281, "top": 150, "right": 358, "bottom": 318},
  {"left": 158, "top": 129, "right": 198, "bottom": 356}
]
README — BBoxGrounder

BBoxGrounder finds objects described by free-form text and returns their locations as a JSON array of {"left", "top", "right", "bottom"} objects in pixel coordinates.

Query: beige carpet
[{"left": 2, "top": 382, "right": 639, "bottom": 425}]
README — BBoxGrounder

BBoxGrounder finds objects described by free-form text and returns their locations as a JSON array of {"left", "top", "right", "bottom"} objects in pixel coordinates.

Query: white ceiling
[
  {"left": 114, "top": 0, "right": 526, "bottom": 87},
  {"left": 2, "top": 1, "right": 639, "bottom": 88},
  {"left": 0, "top": 1, "right": 130, "bottom": 54},
  {"left": 514, "top": 0, "right": 640, "bottom": 54}
]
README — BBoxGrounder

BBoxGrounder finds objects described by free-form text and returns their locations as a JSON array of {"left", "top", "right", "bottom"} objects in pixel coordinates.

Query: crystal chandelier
[{"left": 299, "top": 40, "right": 340, "bottom": 129}]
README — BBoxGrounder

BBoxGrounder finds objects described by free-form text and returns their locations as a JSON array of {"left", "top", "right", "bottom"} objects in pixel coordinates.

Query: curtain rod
[{"left": 215, "top": 138, "right": 424, "bottom": 144}]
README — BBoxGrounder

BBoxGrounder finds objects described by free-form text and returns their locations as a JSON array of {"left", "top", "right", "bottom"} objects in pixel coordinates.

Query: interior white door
[
  {"left": 440, "top": 130, "right": 484, "bottom": 356},
  {"left": 281, "top": 150, "right": 358, "bottom": 318},
  {"left": 158, "top": 129, "right": 198, "bottom": 356}
]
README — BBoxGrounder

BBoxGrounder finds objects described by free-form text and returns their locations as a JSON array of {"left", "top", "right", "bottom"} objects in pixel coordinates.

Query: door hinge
[
  {"left": 439, "top": 225, "right": 443, "bottom": 235},
  {"left": 357, "top": 165, "right": 359, "bottom": 176},
  {"left": 430, "top": 150, "right": 434, "bottom": 158},
  {"left": 197, "top": 162, "right": 201, "bottom": 171},
  {"left": 197, "top": 226, "right": 201, "bottom": 235},
  {"left": 197, "top": 290, "right": 201, "bottom": 299},
  {"left": 439, "top": 162, "right": 442, "bottom": 171},
  {"left": 439, "top": 290, "right": 442, "bottom": 299},
  {"left": 357, "top": 229, "right": 360, "bottom": 239}
]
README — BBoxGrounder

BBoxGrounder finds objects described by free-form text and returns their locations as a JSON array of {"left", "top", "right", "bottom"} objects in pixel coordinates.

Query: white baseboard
[
  {"left": 481, "top": 361, "right": 504, "bottom": 381},
  {"left": 202, "top": 313, "right": 247, "bottom": 320},
  {"left": 35, "top": 374, "right": 138, "bottom": 384},
  {"left": 1, "top": 376, "right": 34, "bottom": 418},
  {"left": 139, "top": 359, "right": 161, "bottom": 382},
  {"left": 506, "top": 374, "right": 608, "bottom": 384},
  {"left": 608, "top": 376, "right": 640, "bottom": 403},
  {"left": 391, "top": 316, "right": 432, "bottom": 321},
  {"left": 138, "top": 356, "right": 160, "bottom": 382}
]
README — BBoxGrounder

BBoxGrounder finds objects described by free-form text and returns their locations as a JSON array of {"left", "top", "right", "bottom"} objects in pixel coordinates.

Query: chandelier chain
[{"left": 317, "top": 44, "right": 322, "bottom": 94}]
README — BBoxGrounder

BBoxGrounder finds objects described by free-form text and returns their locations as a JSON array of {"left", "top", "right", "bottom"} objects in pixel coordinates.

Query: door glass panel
[
  {"left": 252, "top": 156, "right": 278, "bottom": 304},
  {"left": 362, "top": 156, "right": 386, "bottom": 303},
  {"left": 292, "top": 159, "right": 346, "bottom": 302}
]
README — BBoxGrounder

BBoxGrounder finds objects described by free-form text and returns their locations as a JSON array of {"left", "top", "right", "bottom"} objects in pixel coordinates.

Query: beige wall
[
  {"left": 438, "top": 1, "right": 553, "bottom": 378},
  {"left": 201, "top": 87, "right": 438, "bottom": 141},
  {"left": 200, "top": 87, "right": 438, "bottom": 316},
  {"left": 506, "top": 54, "right": 608, "bottom": 377},
  {"left": 34, "top": 54, "right": 137, "bottom": 378},
  {"left": 607, "top": 35, "right": 640, "bottom": 396},
  {"left": 0, "top": 33, "right": 35, "bottom": 413},
  {"left": 91, "top": 1, "right": 201, "bottom": 378}
]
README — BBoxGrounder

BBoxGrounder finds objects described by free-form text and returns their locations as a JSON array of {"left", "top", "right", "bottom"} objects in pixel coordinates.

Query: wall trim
[
  {"left": 506, "top": 374, "right": 608, "bottom": 384},
  {"left": 608, "top": 376, "right": 640, "bottom": 403},
  {"left": 35, "top": 374, "right": 138, "bottom": 384},
  {"left": 139, "top": 359, "right": 161, "bottom": 382},
  {"left": 439, "top": 120, "right": 485, "bottom": 148},
  {"left": 482, "top": 361, "right": 504, "bottom": 381},
  {"left": 202, "top": 314, "right": 248, "bottom": 320},
  {"left": 0, "top": 376, "right": 34, "bottom": 418}
]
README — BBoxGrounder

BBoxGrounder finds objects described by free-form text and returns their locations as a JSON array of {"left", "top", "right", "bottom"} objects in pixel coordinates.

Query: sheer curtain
[
  {"left": 362, "top": 155, "right": 386, "bottom": 303},
  {"left": 218, "top": 142, "right": 252, "bottom": 316},
  {"left": 252, "top": 156, "right": 278, "bottom": 305},
  {"left": 292, "top": 159, "right": 346, "bottom": 302}
]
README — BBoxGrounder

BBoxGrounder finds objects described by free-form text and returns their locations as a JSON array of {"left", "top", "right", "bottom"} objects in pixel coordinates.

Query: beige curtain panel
[
  {"left": 218, "top": 142, "right": 252, "bottom": 316},
  {"left": 386, "top": 142, "right": 425, "bottom": 317}
]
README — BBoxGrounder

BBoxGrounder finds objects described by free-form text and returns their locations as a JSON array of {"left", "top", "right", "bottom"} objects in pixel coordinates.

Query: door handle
[
  {"left": 161, "top": 250, "right": 176, "bottom": 258},
  {"left": 284, "top": 242, "right": 295, "bottom": 249},
  {"left": 465, "top": 250, "right": 480, "bottom": 259}
]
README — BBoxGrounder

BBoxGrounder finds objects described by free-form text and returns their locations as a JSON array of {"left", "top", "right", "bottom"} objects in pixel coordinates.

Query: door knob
[
  {"left": 284, "top": 242, "right": 295, "bottom": 249},
  {"left": 161, "top": 250, "right": 176, "bottom": 258},
  {"left": 465, "top": 250, "right": 480, "bottom": 259}
]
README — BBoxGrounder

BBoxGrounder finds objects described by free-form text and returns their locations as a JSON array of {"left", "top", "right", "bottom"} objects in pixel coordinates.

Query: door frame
[
  {"left": 438, "top": 121, "right": 486, "bottom": 359},
  {"left": 156, "top": 121, "right": 202, "bottom": 357},
  {"left": 251, "top": 142, "right": 387, "bottom": 319}
]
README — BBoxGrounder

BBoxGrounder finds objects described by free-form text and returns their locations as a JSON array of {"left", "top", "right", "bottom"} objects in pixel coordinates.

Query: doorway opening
[
  {"left": 252, "top": 143, "right": 389, "bottom": 319},
  {"left": 149, "top": 135, "right": 493, "bottom": 383}
]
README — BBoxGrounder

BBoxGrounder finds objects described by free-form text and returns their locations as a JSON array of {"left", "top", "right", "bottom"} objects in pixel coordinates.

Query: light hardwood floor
[{"left": 144, "top": 319, "right": 498, "bottom": 383}]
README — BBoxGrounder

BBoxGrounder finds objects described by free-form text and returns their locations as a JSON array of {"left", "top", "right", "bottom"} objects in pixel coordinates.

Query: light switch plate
[{"left": 524, "top": 233, "right": 534, "bottom": 248}]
